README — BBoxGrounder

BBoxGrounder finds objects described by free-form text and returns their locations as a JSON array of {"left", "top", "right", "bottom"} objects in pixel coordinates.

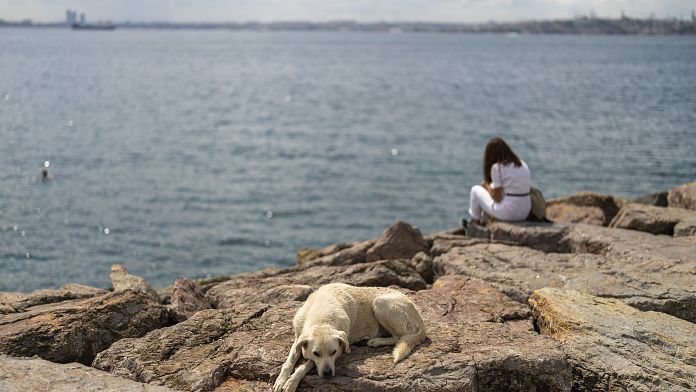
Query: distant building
[
  {"left": 80, "top": 13, "right": 85, "bottom": 24},
  {"left": 65, "top": 9, "right": 77, "bottom": 25}
]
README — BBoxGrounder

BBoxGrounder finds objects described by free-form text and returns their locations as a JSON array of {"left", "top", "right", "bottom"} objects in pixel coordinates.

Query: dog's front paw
[
  {"left": 272, "top": 376, "right": 288, "bottom": 392},
  {"left": 281, "top": 377, "right": 300, "bottom": 392}
]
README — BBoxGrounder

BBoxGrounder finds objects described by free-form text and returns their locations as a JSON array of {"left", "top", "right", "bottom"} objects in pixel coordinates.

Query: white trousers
[{"left": 469, "top": 185, "right": 531, "bottom": 222}]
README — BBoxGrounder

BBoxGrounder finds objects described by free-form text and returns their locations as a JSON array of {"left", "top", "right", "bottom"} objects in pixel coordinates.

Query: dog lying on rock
[{"left": 273, "top": 283, "right": 426, "bottom": 392}]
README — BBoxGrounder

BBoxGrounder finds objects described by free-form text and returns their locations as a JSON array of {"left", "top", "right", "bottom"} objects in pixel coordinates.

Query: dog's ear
[
  {"left": 333, "top": 330, "right": 350, "bottom": 354},
  {"left": 296, "top": 334, "right": 309, "bottom": 350}
]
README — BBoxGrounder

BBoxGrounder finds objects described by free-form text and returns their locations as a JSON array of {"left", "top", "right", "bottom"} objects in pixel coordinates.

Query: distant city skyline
[{"left": 1, "top": 0, "right": 695, "bottom": 23}]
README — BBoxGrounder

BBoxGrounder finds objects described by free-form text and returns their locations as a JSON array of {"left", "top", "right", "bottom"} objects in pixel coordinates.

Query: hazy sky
[{"left": 2, "top": 0, "right": 695, "bottom": 23}]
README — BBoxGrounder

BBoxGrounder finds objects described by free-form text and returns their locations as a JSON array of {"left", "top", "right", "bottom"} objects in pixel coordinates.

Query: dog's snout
[{"left": 322, "top": 368, "right": 333, "bottom": 378}]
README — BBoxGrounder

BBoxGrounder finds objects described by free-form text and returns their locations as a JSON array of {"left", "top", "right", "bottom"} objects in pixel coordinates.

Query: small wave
[{"left": 218, "top": 237, "right": 267, "bottom": 247}]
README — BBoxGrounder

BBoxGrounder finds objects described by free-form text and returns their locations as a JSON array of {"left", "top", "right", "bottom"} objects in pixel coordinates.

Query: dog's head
[{"left": 298, "top": 325, "right": 350, "bottom": 378}]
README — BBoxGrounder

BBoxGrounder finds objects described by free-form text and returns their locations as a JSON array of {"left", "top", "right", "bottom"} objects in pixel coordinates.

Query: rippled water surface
[{"left": 1, "top": 29, "right": 695, "bottom": 291}]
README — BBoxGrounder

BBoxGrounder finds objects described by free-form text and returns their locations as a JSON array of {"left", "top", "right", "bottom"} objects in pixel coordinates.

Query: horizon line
[{"left": 3, "top": 14, "right": 696, "bottom": 25}]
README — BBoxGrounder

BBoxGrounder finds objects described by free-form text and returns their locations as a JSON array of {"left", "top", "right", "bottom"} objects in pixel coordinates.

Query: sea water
[{"left": 1, "top": 29, "right": 695, "bottom": 291}]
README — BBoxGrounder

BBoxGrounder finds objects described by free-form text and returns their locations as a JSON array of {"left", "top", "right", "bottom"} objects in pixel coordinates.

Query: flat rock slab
[
  {"left": 425, "top": 229, "right": 489, "bottom": 257},
  {"left": 609, "top": 203, "right": 696, "bottom": 237},
  {"left": 410, "top": 275, "right": 531, "bottom": 324},
  {"left": 0, "top": 284, "right": 107, "bottom": 314},
  {"left": 529, "top": 288, "right": 696, "bottom": 392},
  {"left": 466, "top": 221, "right": 696, "bottom": 267},
  {"left": 206, "top": 259, "right": 427, "bottom": 309},
  {"left": 0, "top": 289, "right": 169, "bottom": 364},
  {"left": 0, "top": 355, "right": 173, "bottom": 392},
  {"left": 94, "top": 276, "right": 571, "bottom": 391},
  {"left": 434, "top": 242, "right": 696, "bottom": 323}
]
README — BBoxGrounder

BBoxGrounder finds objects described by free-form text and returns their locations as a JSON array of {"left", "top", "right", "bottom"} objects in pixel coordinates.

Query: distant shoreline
[{"left": 2, "top": 16, "right": 695, "bottom": 35}]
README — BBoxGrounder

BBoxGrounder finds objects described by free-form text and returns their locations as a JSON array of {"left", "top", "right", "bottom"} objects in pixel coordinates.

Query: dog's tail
[{"left": 392, "top": 329, "right": 426, "bottom": 363}]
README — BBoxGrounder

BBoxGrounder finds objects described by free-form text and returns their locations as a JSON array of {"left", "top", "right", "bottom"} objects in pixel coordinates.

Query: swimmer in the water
[{"left": 41, "top": 167, "right": 53, "bottom": 181}]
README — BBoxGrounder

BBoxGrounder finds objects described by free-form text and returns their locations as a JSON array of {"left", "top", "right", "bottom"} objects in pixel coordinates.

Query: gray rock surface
[
  {"left": 206, "top": 259, "right": 427, "bottom": 309},
  {"left": 609, "top": 203, "right": 696, "bottom": 236},
  {"left": 409, "top": 251, "right": 435, "bottom": 284},
  {"left": 111, "top": 264, "right": 161, "bottom": 302},
  {"left": 434, "top": 239, "right": 696, "bottom": 323},
  {"left": 633, "top": 191, "right": 669, "bottom": 207},
  {"left": 297, "top": 220, "right": 429, "bottom": 268},
  {"left": 547, "top": 204, "right": 606, "bottom": 226},
  {"left": 409, "top": 275, "right": 531, "bottom": 324},
  {"left": 0, "top": 284, "right": 107, "bottom": 314},
  {"left": 365, "top": 220, "right": 429, "bottom": 262},
  {"left": 529, "top": 288, "right": 696, "bottom": 392},
  {"left": 675, "top": 219, "right": 696, "bottom": 237},
  {"left": 168, "top": 278, "right": 212, "bottom": 323},
  {"left": 93, "top": 276, "right": 571, "bottom": 392},
  {"left": 296, "top": 243, "right": 354, "bottom": 265},
  {"left": 0, "top": 289, "right": 169, "bottom": 364},
  {"left": 0, "top": 355, "right": 173, "bottom": 392},
  {"left": 668, "top": 181, "right": 696, "bottom": 210},
  {"left": 299, "top": 240, "right": 376, "bottom": 267},
  {"left": 467, "top": 221, "right": 696, "bottom": 265},
  {"left": 425, "top": 229, "right": 489, "bottom": 257}
]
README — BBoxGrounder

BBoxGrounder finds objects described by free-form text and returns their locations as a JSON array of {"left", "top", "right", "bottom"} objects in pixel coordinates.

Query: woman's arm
[{"left": 481, "top": 180, "right": 504, "bottom": 203}]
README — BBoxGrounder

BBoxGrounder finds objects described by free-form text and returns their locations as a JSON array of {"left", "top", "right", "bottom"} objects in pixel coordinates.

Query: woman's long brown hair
[{"left": 483, "top": 137, "right": 522, "bottom": 183}]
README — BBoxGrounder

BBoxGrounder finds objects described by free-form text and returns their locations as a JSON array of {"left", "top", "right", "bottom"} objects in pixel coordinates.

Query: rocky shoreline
[{"left": 1, "top": 181, "right": 695, "bottom": 391}]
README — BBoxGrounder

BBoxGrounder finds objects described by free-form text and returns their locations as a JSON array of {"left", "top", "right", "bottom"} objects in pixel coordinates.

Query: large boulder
[
  {"left": 0, "top": 355, "right": 173, "bottom": 392},
  {"left": 529, "top": 288, "right": 696, "bottom": 392},
  {"left": 609, "top": 203, "right": 696, "bottom": 236},
  {"left": 365, "top": 220, "right": 429, "bottom": 262},
  {"left": 94, "top": 276, "right": 571, "bottom": 392},
  {"left": 168, "top": 278, "right": 212, "bottom": 323},
  {"left": 0, "top": 284, "right": 107, "bottom": 314},
  {"left": 93, "top": 303, "right": 271, "bottom": 391},
  {"left": 206, "top": 259, "right": 427, "bottom": 309},
  {"left": 298, "top": 221, "right": 430, "bottom": 268},
  {"left": 668, "top": 181, "right": 696, "bottom": 210},
  {"left": 545, "top": 192, "right": 626, "bottom": 226},
  {"left": 0, "top": 289, "right": 169, "bottom": 364},
  {"left": 546, "top": 203, "right": 605, "bottom": 226}
]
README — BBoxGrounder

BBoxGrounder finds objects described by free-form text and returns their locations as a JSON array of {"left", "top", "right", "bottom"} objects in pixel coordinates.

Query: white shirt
[
  {"left": 491, "top": 160, "right": 531, "bottom": 195},
  {"left": 484, "top": 160, "right": 531, "bottom": 221}
]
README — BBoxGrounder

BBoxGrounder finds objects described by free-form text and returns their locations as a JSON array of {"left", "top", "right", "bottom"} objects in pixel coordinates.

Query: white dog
[{"left": 272, "top": 283, "right": 426, "bottom": 392}]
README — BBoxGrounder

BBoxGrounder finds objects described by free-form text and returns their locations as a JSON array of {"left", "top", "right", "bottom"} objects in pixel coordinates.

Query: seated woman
[{"left": 468, "top": 137, "right": 531, "bottom": 225}]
